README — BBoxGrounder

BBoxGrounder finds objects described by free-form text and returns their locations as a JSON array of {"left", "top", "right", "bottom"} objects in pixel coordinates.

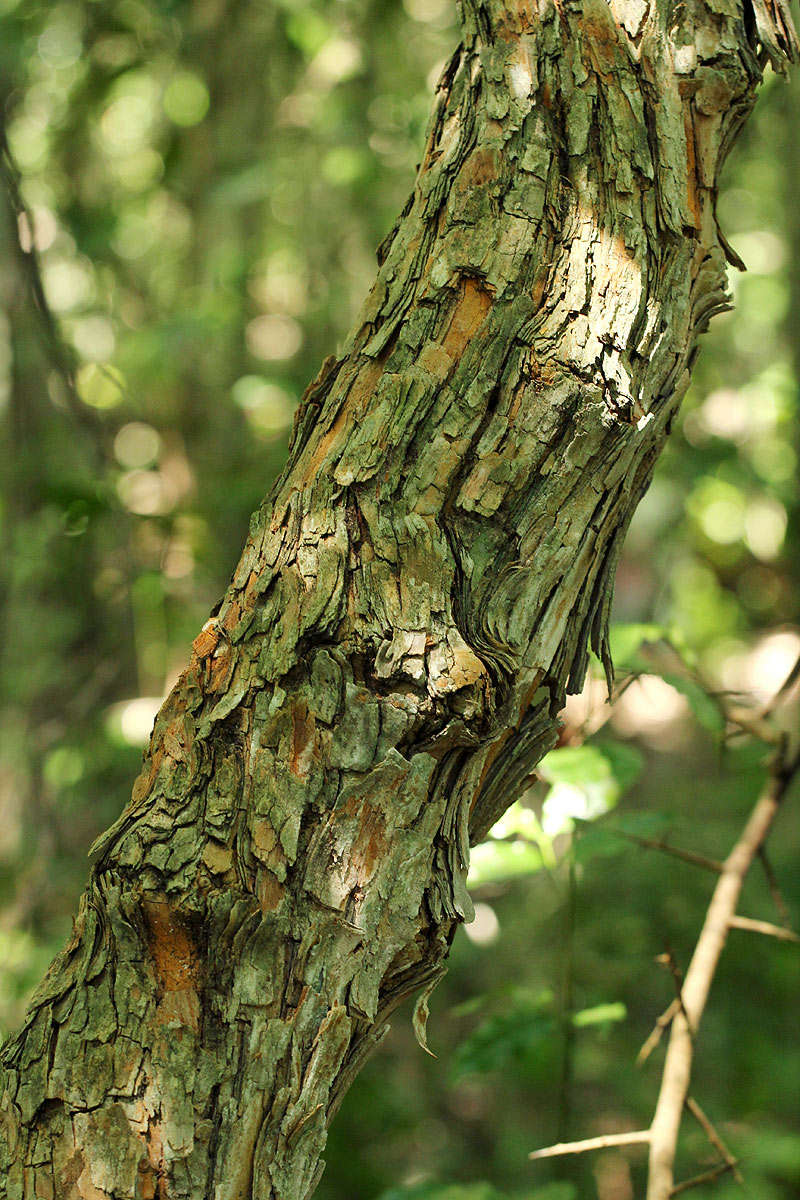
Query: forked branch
[
  {"left": 529, "top": 731, "right": 799, "bottom": 1198},
  {"left": 647, "top": 736, "right": 799, "bottom": 1199}
]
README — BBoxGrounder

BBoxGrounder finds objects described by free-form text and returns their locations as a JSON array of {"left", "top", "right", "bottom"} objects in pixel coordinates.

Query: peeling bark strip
[{"left": 2, "top": 1, "right": 796, "bottom": 1196}]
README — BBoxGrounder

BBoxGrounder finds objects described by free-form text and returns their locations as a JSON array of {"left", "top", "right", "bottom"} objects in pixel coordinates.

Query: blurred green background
[{"left": 0, "top": 2, "right": 798, "bottom": 1198}]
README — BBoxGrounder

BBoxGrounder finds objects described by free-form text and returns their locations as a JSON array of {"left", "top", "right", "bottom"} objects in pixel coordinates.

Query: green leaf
[
  {"left": 572, "top": 827, "right": 627, "bottom": 863},
  {"left": 450, "top": 991, "right": 556, "bottom": 1081},
  {"left": 607, "top": 626, "right": 721, "bottom": 730},
  {"left": 468, "top": 839, "right": 544, "bottom": 886},
  {"left": 539, "top": 742, "right": 643, "bottom": 792},
  {"left": 594, "top": 740, "right": 645, "bottom": 791},
  {"left": 609, "top": 811, "right": 674, "bottom": 838},
  {"left": 608, "top": 623, "right": 671, "bottom": 670},
  {"left": 538, "top": 744, "right": 613, "bottom": 787},
  {"left": 572, "top": 1002, "right": 627, "bottom": 1028},
  {"left": 659, "top": 672, "right": 724, "bottom": 731}
]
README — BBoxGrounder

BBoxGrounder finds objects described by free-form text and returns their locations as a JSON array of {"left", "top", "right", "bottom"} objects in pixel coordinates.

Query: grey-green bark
[{"left": 1, "top": 0, "right": 796, "bottom": 1196}]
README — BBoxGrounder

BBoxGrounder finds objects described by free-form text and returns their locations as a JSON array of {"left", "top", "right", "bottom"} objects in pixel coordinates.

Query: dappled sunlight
[
  {"left": 106, "top": 696, "right": 163, "bottom": 746},
  {"left": 464, "top": 902, "right": 500, "bottom": 946},
  {"left": 610, "top": 676, "right": 690, "bottom": 744},
  {"left": 713, "top": 628, "right": 800, "bottom": 699}
]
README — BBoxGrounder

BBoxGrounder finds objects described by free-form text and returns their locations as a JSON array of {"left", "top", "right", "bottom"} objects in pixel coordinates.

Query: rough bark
[{"left": 1, "top": 0, "right": 796, "bottom": 1197}]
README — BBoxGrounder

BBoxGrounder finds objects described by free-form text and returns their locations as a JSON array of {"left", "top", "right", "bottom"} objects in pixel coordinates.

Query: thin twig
[
  {"left": 725, "top": 653, "right": 800, "bottom": 745},
  {"left": 529, "top": 1130, "right": 651, "bottom": 1160},
  {"left": 685, "top": 1096, "right": 743, "bottom": 1184},
  {"left": 637, "top": 998, "right": 680, "bottom": 1066},
  {"left": 725, "top": 709, "right": 779, "bottom": 745},
  {"left": 728, "top": 915, "right": 800, "bottom": 943},
  {"left": 757, "top": 651, "right": 800, "bottom": 718},
  {"left": 612, "top": 831, "right": 723, "bottom": 874},
  {"left": 531, "top": 673, "right": 798, "bottom": 1194},
  {"left": 655, "top": 949, "right": 693, "bottom": 1035},
  {"left": 757, "top": 847, "right": 793, "bottom": 928},
  {"left": 669, "top": 1161, "right": 735, "bottom": 1196}
]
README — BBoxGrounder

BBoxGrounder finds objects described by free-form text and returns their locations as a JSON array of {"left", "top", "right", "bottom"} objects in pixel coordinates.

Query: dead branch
[
  {"left": 529, "top": 1131, "right": 651, "bottom": 1160},
  {"left": 646, "top": 739, "right": 800, "bottom": 1200},
  {"left": 530, "top": 739, "right": 798, "bottom": 1194},
  {"left": 637, "top": 999, "right": 680, "bottom": 1066},
  {"left": 612, "top": 831, "right": 723, "bottom": 874},
  {"left": 727, "top": 915, "right": 800, "bottom": 943},
  {"left": 757, "top": 846, "right": 793, "bottom": 927},
  {"left": 668, "top": 1161, "right": 736, "bottom": 1196},
  {"left": 655, "top": 950, "right": 693, "bottom": 1034},
  {"left": 684, "top": 1096, "right": 743, "bottom": 1184}
]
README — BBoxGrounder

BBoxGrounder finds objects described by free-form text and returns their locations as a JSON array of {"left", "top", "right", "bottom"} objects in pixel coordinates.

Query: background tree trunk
[{"left": 1, "top": 0, "right": 795, "bottom": 1196}]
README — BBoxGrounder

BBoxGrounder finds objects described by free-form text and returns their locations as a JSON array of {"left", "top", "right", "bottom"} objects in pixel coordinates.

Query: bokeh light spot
[
  {"left": 246, "top": 315, "right": 303, "bottom": 361},
  {"left": 163, "top": 72, "right": 210, "bottom": 127},
  {"left": 77, "top": 363, "right": 125, "bottom": 409},
  {"left": 114, "top": 422, "right": 161, "bottom": 470}
]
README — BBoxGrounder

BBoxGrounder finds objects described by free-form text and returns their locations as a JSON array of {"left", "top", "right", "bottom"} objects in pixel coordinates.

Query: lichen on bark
[{"left": 1, "top": 0, "right": 796, "bottom": 1196}]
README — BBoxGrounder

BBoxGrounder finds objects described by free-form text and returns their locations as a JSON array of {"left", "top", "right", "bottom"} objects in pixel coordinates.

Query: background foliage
[{"left": 0, "top": 2, "right": 798, "bottom": 1198}]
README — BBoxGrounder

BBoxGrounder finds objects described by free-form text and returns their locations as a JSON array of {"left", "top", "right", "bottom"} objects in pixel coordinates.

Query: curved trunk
[{"left": 1, "top": 0, "right": 795, "bottom": 1196}]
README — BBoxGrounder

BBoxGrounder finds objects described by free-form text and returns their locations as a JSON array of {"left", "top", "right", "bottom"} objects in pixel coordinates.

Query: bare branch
[
  {"left": 529, "top": 1131, "right": 651, "bottom": 1160},
  {"left": 655, "top": 950, "right": 693, "bottom": 1035},
  {"left": 669, "top": 1161, "right": 736, "bottom": 1196},
  {"left": 637, "top": 999, "right": 680, "bottom": 1066},
  {"left": 646, "top": 742, "right": 800, "bottom": 1200},
  {"left": 612, "top": 831, "right": 723, "bottom": 874},
  {"left": 758, "top": 651, "right": 800, "bottom": 717},
  {"left": 728, "top": 915, "right": 800, "bottom": 944},
  {"left": 685, "top": 1096, "right": 743, "bottom": 1185},
  {"left": 757, "top": 847, "right": 793, "bottom": 928}
]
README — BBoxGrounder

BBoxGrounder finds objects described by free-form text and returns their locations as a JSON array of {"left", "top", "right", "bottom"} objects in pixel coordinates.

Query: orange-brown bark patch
[
  {"left": 59, "top": 1149, "right": 84, "bottom": 1194},
  {"left": 251, "top": 816, "right": 280, "bottom": 864},
  {"left": 207, "top": 643, "right": 233, "bottom": 692},
  {"left": 243, "top": 568, "right": 261, "bottom": 611},
  {"left": 258, "top": 869, "right": 285, "bottom": 911},
  {"left": 418, "top": 342, "right": 454, "bottom": 378},
  {"left": 137, "top": 1158, "right": 157, "bottom": 1200},
  {"left": 161, "top": 717, "right": 188, "bottom": 763},
  {"left": 222, "top": 597, "right": 242, "bottom": 633},
  {"left": 472, "top": 729, "right": 514, "bottom": 816},
  {"left": 298, "top": 357, "right": 383, "bottom": 487},
  {"left": 442, "top": 278, "right": 493, "bottom": 359},
  {"left": 75, "top": 1166, "right": 107, "bottom": 1200},
  {"left": 582, "top": 0, "right": 620, "bottom": 75},
  {"left": 130, "top": 746, "right": 163, "bottom": 806},
  {"left": 192, "top": 620, "right": 220, "bottom": 660},
  {"left": 141, "top": 1116, "right": 166, "bottom": 1200},
  {"left": 351, "top": 805, "right": 387, "bottom": 878},
  {"left": 458, "top": 147, "right": 497, "bottom": 188},
  {"left": 494, "top": 0, "right": 537, "bottom": 35},
  {"left": 347, "top": 355, "right": 385, "bottom": 410},
  {"left": 299, "top": 404, "right": 349, "bottom": 485},
  {"left": 142, "top": 898, "right": 201, "bottom": 1027},
  {"left": 290, "top": 699, "right": 316, "bottom": 778},
  {"left": 682, "top": 106, "right": 701, "bottom": 230}
]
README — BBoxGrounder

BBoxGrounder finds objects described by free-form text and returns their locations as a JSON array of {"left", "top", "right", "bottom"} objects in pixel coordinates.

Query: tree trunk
[{"left": 1, "top": 1, "right": 795, "bottom": 1196}]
